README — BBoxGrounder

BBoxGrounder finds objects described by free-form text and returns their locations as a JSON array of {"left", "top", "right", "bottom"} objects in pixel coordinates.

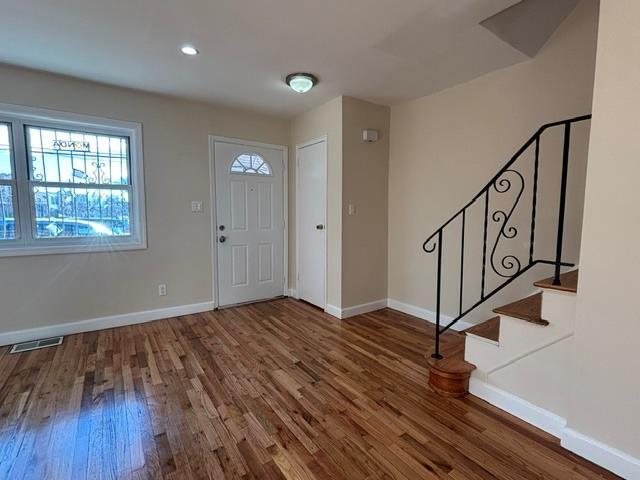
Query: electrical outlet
[{"left": 158, "top": 284, "right": 167, "bottom": 296}]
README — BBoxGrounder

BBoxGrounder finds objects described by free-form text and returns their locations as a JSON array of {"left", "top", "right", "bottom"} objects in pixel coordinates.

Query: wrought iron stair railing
[{"left": 423, "top": 115, "right": 591, "bottom": 359}]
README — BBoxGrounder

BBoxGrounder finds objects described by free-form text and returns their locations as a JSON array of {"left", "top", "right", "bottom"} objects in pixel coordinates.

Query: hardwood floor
[{"left": 0, "top": 299, "right": 618, "bottom": 479}]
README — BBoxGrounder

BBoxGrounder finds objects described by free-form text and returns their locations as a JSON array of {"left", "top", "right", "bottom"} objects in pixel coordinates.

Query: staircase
[
  {"left": 422, "top": 115, "right": 591, "bottom": 397},
  {"left": 430, "top": 269, "right": 578, "bottom": 397}
]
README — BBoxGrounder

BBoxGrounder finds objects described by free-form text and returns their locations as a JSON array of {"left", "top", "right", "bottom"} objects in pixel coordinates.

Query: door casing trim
[{"left": 209, "top": 135, "right": 288, "bottom": 309}]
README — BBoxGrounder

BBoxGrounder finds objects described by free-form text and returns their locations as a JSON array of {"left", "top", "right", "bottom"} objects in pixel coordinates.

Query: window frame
[
  {"left": 0, "top": 103, "right": 147, "bottom": 257},
  {"left": 0, "top": 120, "right": 20, "bottom": 244}
]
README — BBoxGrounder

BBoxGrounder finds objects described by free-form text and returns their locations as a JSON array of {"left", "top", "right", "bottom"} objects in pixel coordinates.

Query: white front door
[
  {"left": 297, "top": 139, "right": 327, "bottom": 308},
  {"left": 214, "top": 140, "right": 285, "bottom": 307}
]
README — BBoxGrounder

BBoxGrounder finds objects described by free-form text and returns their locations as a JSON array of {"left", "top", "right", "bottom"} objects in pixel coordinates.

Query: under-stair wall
[{"left": 466, "top": 285, "right": 577, "bottom": 422}]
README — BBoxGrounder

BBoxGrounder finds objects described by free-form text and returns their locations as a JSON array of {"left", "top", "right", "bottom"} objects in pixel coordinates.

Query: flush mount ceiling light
[
  {"left": 181, "top": 45, "right": 199, "bottom": 56},
  {"left": 285, "top": 73, "right": 317, "bottom": 94}
]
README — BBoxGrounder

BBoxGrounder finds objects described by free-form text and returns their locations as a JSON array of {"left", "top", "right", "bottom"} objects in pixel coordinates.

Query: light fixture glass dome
[
  {"left": 286, "top": 73, "right": 317, "bottom": 93},
  {"left": 181, "top": 45, "right": 199, "bottom": 56}
]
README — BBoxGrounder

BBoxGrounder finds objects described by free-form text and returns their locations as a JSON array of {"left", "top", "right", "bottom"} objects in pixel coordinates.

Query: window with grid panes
[{"left": 0, "top": 105, "right": 146, "bottom": 256}]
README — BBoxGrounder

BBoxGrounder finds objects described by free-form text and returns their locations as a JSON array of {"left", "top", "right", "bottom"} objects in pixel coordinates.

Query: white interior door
[
  {"left": 297, "top": 139, "right": 327, "bottom": 308},
  {"left": 214, "top": 140, "right": 285, "bottom": 307}
]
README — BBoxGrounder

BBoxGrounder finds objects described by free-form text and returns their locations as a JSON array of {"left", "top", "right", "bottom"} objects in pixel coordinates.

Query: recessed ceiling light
[
  {"left": 285, "top": 73, "right": 317, "bottom": 94},
  {"left": 181, "top": 45, "right": 199, "bottom": 56}
]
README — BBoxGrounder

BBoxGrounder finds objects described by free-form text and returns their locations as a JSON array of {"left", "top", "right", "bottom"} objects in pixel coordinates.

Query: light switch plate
[
  {"left": 348, "top": 204, "right": 356, "bottom": 216},
  {"left": 191, "top": 201, "right": 203, "bottom": 213}
]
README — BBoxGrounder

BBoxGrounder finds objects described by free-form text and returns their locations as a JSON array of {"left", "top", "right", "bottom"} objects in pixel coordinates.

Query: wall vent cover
[{"left": 9, "top": 336, "right": 64, "bottom": 354}]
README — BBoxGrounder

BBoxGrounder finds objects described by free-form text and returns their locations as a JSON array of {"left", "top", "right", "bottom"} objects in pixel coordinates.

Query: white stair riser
[
  {"left": 541, "top": 289, "right": 577, "bottom": 327},
  {"left": 500, "top": 314, "right": 572, "bottom": 348},
  {"left": 466, "top": 289, "right": 575, "bottom": 373},
  {"left": 466, "top": 313, "right": 572, "bottom": 371},
  {"left": 465, "top": 335, "right": 502, "bottom": 372}
]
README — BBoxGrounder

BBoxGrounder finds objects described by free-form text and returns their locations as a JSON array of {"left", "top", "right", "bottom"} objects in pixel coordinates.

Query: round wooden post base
[{"left": 427, "top": 356, "right": 476, "bottom": 398}]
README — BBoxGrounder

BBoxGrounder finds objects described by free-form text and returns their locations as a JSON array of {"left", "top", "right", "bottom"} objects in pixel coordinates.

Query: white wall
[
  {"left": 289, "top": 97, "right": 343, "bottom": 307},
  {"left": 289, "top": 96, "right": 390, "bottom": 311},
  {"left": 341, "top": 97, "right": 390, "bottom": 308},
  {"left": 0, "top": 64, "right": 289, "bottom": 334},
  {"left": 0, "top": 69, "right": 389, "bottom": 332},
  {"left": 569, "top": 0, "right": 640, "bottom": 460},
  {"left": 388, "top": 0, "right": 599, "bottom": 324},
  {"left": 0, "top": 1, "right": 603, "bottom": 345}
]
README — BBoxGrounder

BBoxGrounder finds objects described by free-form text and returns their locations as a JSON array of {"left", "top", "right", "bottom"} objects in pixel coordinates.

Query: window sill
[{"left": 0, "top": 240, "right": 147, "bottom": 258}]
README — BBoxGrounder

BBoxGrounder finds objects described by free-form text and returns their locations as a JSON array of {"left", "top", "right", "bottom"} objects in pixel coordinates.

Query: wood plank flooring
[{"left": 0, "top": 299, "right": 618, "bottom": 479}]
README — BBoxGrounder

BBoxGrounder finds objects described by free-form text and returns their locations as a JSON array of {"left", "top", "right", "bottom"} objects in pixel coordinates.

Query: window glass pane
[
  {"left": 27, "top": 126, "right": 129, "bottom": 185},
  {"left": 33, "top": 186, "right": 130, "bottom": 238},
  {"left": 230, "top": 154, "right": 271, "bottom": 175},
  {"left": 0, "top": 185, "right": 16, "bottom": 240},
  {"left": 0, "top": 124, "right": 12, "bottom": 179}
]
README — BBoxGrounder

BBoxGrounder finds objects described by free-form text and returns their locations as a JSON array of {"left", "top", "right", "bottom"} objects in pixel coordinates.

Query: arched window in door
[{"left": 230, "top": 153, "right": 271, "bottom": 175}]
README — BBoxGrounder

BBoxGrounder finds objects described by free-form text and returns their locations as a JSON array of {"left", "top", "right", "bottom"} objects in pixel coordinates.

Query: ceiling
[{"left": 0, "top": 0, "right": 572, "bottom": 118}]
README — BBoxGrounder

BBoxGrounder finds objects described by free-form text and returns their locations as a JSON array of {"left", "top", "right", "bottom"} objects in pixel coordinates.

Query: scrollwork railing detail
[
  {"left": 421, "top": 115, "right": 591, "bottom": 359},
  {"left": 489, "top": 169, "right": 524, "bottom": 279}
]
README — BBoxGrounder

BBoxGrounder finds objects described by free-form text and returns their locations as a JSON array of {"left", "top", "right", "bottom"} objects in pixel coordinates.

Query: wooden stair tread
[
  {"left": 427, "top": 356, "right": 476, "bottom": 374},
  {"left": 534, "top": 269, "right": 579, "bottom": 293},
  {"left": 493, "top": 293, "right": 549, "bottom": 326},
  {"left": 464, "top": 317, "right": 500, "bottom": 342}
]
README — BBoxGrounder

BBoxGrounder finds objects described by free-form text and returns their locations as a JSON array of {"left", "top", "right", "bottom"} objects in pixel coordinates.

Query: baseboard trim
[
  {"left": 387, "top": 298, "right": 474, "bottom": 332},
  {"left": 470, "top": 377, "right": 640, "bottom": 478},
  {"left": 0, "top": 301, "right": 216, "bottom": 346},
  {"left": 324, "top": 304, "right": 342, "bottom": 318},
  {"left": 325, "top": 299, "right": 387, "bottom": 319},
  {"left": 341, "top": 299, "right": 388, "bottom": 319},
  {"left": 325, "top": 298, "right": 477, "bottom": 327},
  {"left": 469, "top": 377, "right": 566, "bottom": 438},
  {"left": 562, "top": 428, "right": 640, "bottom": 480}
]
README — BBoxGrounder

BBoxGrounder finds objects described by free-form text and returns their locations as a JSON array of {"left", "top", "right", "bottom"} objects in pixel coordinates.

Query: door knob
[
  {"left": 219, "top": 225, "right": 226, "bottom": 231},
  {"left": 219, "top": 235, "right": 227, "bottom": 243},
  {"left": 316, "top": 224, "right": 325, "bottom": 230}
]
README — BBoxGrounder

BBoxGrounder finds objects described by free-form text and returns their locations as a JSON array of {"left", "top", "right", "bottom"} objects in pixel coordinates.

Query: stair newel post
[
  {"left": 432, "top": 229, "right": 444, "bottom": 359},
  {"left": 554, "top": 122, "right": 571, "bottom": 286}
]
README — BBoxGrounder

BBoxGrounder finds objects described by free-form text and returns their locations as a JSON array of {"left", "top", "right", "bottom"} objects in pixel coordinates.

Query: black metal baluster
[
  {"left": 432, "top": 229, "right": 443, "bottom": 359},
  {"left": 459, "top": 210, "right": 465, "bottom": 316},
  {"left": 529, "top": 135, "right": 540, "bottom": 264},
  {"left": 481, "top": 190, "right": 489, "bottom": 299},
  {"left": 554, "top": 123, "right": 571, "bottom": 285},
  {"left": 422, "top": 116, "right": 590, "bottom": 353}
]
